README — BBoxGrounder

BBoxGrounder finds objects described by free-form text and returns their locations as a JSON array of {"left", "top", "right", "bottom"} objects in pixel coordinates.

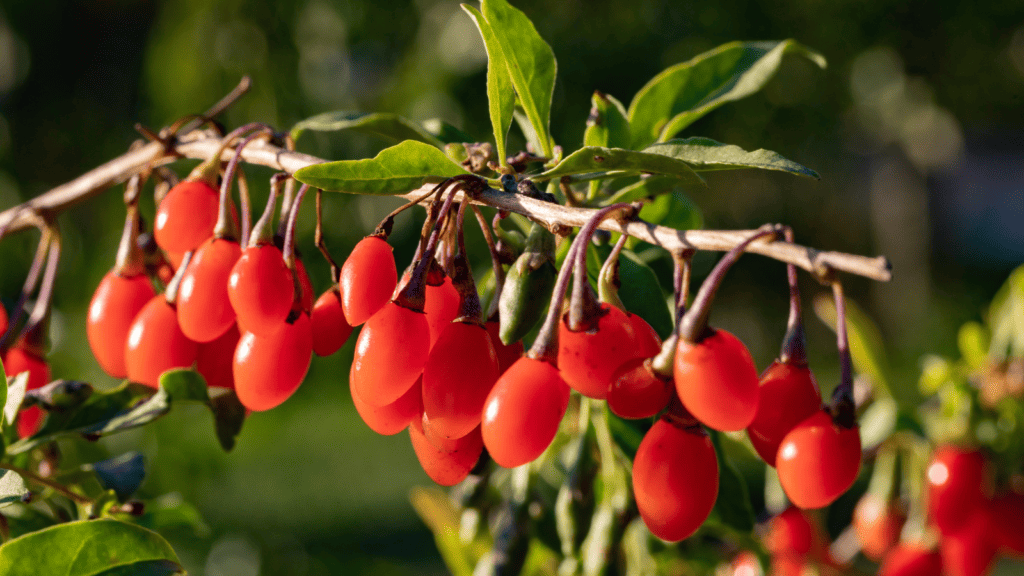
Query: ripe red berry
[
  {"left": 228, "top": 244, "right": 294, "bottom": 335},
  {"left": 853, "top": 493, "right": 905, "bottom": 561},
  {"left": 485, "top": 320, "right": 523, "bottom": 373},
  {"left": 607, "top": 359, "right": 672, "bottom": 419},
  {"left": 628, "top": 313, "right": 662, "bottom": 358},
  {"left": 125, "top": 296, "right": 199, "bottom": 388},
  {"left": 991, "top": 491, "right": 1024, "bottom": 555},
  {"left": 926, "top": 446, "right": 990, "bottom": 535},
  {"left": 154, "top": 180, "right": 220, "bottom": 254},
  {"left": 177, "top": 238, "right": 241, "bottom": 342},
  {"left": 632, "top": 416, "right": 718, "bottom": 542},
  {"left": 350, "top": 372, "right": 422, "bottom": 435},
  {"left": 351, "top": 301, "right": 430, "bottom": 406},
  {"left": 747, "top": 361, "right": 821, "bottom": 467},
  {"left": 939, "top": 505, "right": 997, "bottom": 576},
  {"left": 422, "top": 321, "right": 500, "bottom": 440},
  {"left": 87, "top": 271, "right": 156, "bottom": 378},
  {"left": 765, "top": 507, "right": 817, "bottom": 557},
  {"left": 3, "top": 346, "right": 51, "bottom": 438},
  {"left": 674, "top": 328, "right": 760, "bottom": 432},
  {"left": 295, "top": 257, "right": 315, "bottom": 313},
  {"left": 481, "top": 357, "right": 570, "bottom": 468},
  {"left": 196, "top": 323, "right": 240, "bottom": 389},
  {"left": 233, "top": 312, "right": 313, "bottom": 411},
  {"left": 409, "top": 418, "right": 482, "bottom": 487},
  {"left": 558, "top": 303, "right": 641, "bottom": 399},
  {"left": 311, "top": 289, "right": 353, "bottom": 357},
  {"left": 424, "top": 276, "right": 459, "bottom": 349},
  {"left": 776, "top": 409, "right": 861, "bottom": 509},
  {"left": 339, "top": 236, "right": 397, "bottom": 326},
  {"left": 879, "top": 543, "right": 942, "bottom": 576},
  {"left": 0, "top": 305, "right": 7, "bottom": 337}
]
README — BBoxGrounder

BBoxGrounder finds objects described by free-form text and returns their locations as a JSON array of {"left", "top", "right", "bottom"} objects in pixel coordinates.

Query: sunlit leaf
[
  {"left": 463, "top": 4, "right": 515, "bottom": 163},
  {"left": 583, "top": 92, "right": 630, "bottom": 150},
  {"left": 3, "top": 372, "right": 27, "bottom": 428},
  {"left": 0, "top": 470, "right": 28, "bottom": 509},
  {"left": 814, "top": 294, "right": 893, "bottom": 398},
  {"left": 989, "top": 264, "right": 1024, "bottom": 360},
  {"left": 859, "top": 398, "right": 898, "bottom": 450},
  {"left": 410, "top": 486, "right": 476, "bottom": 576},
  {"left": 643, "top": 137, "right": 818, "bottom": 178},
  {"left": 536, "top": 146, "right": 706, "bottom": 188},
  {"left": 289, "top": 111, "right": 444, "bottom": 148}
]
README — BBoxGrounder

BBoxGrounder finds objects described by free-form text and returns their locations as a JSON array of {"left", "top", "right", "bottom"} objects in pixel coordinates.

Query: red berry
[
  {"left": 177, "top": 238, "right": 241, "bottom": 342},
  {"left": 607, "top": 359, "right": 672, "bottom": 419},
  {"left": 424, "top": 277, "right": 459, "bottom": 349},
  {"left": 350, "top": 372, "right": 422, "bottom": 435},
  {"left": 87, "top": 271, "right": 156, "bottom": 378},
  {"left": 765, "top": 507, "right": 816, "bottom": 557},
  {"left": 628, "top": 312, "right": 662, "bottom": 358},
  {"left": 228, "top": 245, "right": 294, "bottom": 335},
  {"left": 16, "top": 407, "right": 44, "bottom": 439},
  {"left": 632, "top": 416, "right": 718, "bottom": 542},
  {"left": 409, "top": 418, "right": 482, "bottom": 486},
  {"left": 233, "top": 313, "right": 313, "bottom": 411},
  {"left": 0, "top": 305, "right": 7, "bottom": 338},
  {"left": 776, "top": 409, "right": 862, "bottom": 509},
  {"left": 926, "top": 446, "right": 990, "bottom": 535},
  {"left": 747, "top": 361, "right": 821, "bottom": 467},
  {"left": 196, "top": 323, "right": 240, "bottom": 389},
  {"left": 674, "top": 328, "right": 760, "bottom": 431},
  {"left": 311, "top": 289, "right": 353, "bottom": 357},
  {"left": 295, "top": 258, "right": 315, "bottom": 313},
  {"left": 485, "top": 319, "right": 523, "bottom": 373},
  {"left": 558, "top": 303, "right": 641, "bottom": 399},
  {"left": 991, "top": 491, "right": 1024, "bottom": 555},
  {"left": 3, "top": 346, "right": 51, "bottom": 438},
  {"left": 422, "top": 321, "right": 500, "bottom": 440},
  {"left": 339, "top": 236, "right": 397, "bottom": 326},
  {"left": 939, "top": 505, "right": 998, "bottom": 576},
  {"left": 853, "top": 493, "right": 905, "bottom": 561},
  {"left": 481, "top": 357, "right": 570, "bottom": 468},
  {"left": 351, "top": 301, "right": 430, "bottom": 406},
  {"left": 154, "top": 180, "right": 220, "bottom": 253},
  {"left": 125, "top": 296, "right": 199, "bottom": 388},
  {"left": 879, "top": 543, "right": 942, "bottom": 576}
]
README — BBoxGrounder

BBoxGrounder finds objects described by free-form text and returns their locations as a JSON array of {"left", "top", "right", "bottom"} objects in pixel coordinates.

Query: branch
[{"left": 0, "top": 132, "right": 891, "bottom": 283}]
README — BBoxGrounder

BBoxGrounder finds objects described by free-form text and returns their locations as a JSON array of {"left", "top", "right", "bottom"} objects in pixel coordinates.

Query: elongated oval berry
[
  {"left": 197, "top": 323, "right": 240, "bottom": 389},
  {"left": 228, "top": 245, "right": 294, "bottom": 335},
  {"left": 351, "top": 301, "right": 430, "bottom": 406},
  {"left": 154, "top": 180, "right": 220, "bottom": 254},
  {"left": 422, "top": 322, "right": 500, "bottom": 440},
  {"left": 409, "top": 418, "right": 483, "bottom": 486},
  {"left": 558, "top": 304, "right": 640, "bottom": 399},
  {"left": 485, "top": 320, "right": 523, "bottom": 374},
  {"left": 351, "top": 373, "right": 422, "bottom": 436},
  {"left": 747, "top": 361, "right": 822, "bottom": 467},
  {"left": 940, "top": 507, "right": 998, "bottom": 576},
  {"left": 4, "top": 346, "right": 51, "bottom": 438},
  {"left": 87, "top": 271, "right": 156, "bottom": 378},
  {"left": 234, "top": 313, "right": 313, "bottom": 411},
  {"left": 632, "top": 416, "right": 718, "bottom": 542},
  {"left": 178, "top": 238, "right": 241, "bottom": 342},
  {"left": 424, "top": 277, "right": 459, "bottom": 349},
  {"left": 125, "top": 296, "right": 199, "bottom": 388},
  {"left": 481, "top": 357, "right": 570, "bottom": 468},
  {"left": 991, "top": 491, "right": 1024, "bottom": 555},
  {"left": 628, "top": 313, "right": 663, "bottom": 358},
  {"left": 854, "top": 494, "right": 905, "bottom": 561},
  {"left": 879, "top": 543, "right": 942, "bottom": 576},
  {"left": 311, "top": 289, "right": 353, "bottom": 357},
  {"left": 340, "top": 236, "right": 397, "bottom": 325},
  {"left": 925, "top": 446, "right": 990, "bottom": 535},
  {"left": 675, "top": 328, "right": 760, "bottom": 431},
  {"left": 0, "top": 305, "right": 7, "bottom": 338},
  {"left": 776, "top": 410, "right": 862, "bottom": 509},
  {"left": 608, "top": 359, "right": 672, "bottom": 419},
  {"left": 765, "top": 507, "right": 817, "bottom": 557}
]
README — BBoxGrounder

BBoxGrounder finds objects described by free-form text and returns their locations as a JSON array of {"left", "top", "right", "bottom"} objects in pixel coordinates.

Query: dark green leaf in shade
[
  {"left": 135, "top": 494, "right": 211, "bottom": 539},
  {"left": 90, "top": 452, "right": 146, "bottom": 502},
  {"left": 627, "top": 40, "right": 826, "bottom": 148},
  {"left": 536, "top": 146, "right": 707, "bottom": 188},
  {"left": 708, "top": 430, "right": 755, "bottom": 532},
  {"left": 25, "top": 380, "right": 94, "bottom": 413},
  {"left": 421, "top": 118, "right": 476, "bottom": 145},
  {"left": 600, "top": 175, "right": 681, "bottom": 206},
  {"left": 294, "top": 140, "right": 470, "bottom": 195},
  {"left": 0, "top": 519, "right": 182, "bottom": 576},
  {"left": 210, "top": 389, "right": 247, "bottom": 452},
  {"left": 643, "top": 137, "right": 819, "bottom": 178},
  {"left": 0, "top": 469, "right": 28, "bottom": 508},
  {"left": 94, "top": 560, "right": 183, "bottom": 576},
  {"left": 638, "top": 190, "right": 703, "bottom": 231},
  {"left": 462, "top": 4, "right": 515, "bottom": 164},
  {"left": 289, "top": 111, "right": 445, "bottom": 148},
  {"left": 480, "top": 0, "right": 558, "bottom": 157},
  {"left": 613, "top": 249, "right": 674, "bottom": 339}
]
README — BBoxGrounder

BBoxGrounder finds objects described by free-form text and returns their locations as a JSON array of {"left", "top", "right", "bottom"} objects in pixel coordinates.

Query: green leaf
[
  {"left": 0, "top": 469, "right": 28, "bottom": 509},
  {"left": 289, "top": 111, "right": 444, "bottom": 148},
  {"left": 94, "top": 560, "right": 182, "bottom": 576},
  {"left": 294, "top": 140, "right": 471, "bottom": 195},
  {"left": 0, "top": 519, "right": 181, "bottom": 576},
  {"left": 463, "top": 4, "right": 515, "bottom": 164},
  {"left": 210, "top": 389, "right": 246, "bottom": 452},
  {"left": 421, "top": 118, "right": 476, "bottom": 145},
  {"left": 709, "top": 430, "right": 755, "bottom": 532},
  {"left": 157, "top": 369, "right": 209, "bottom": 403},
  {"left": 989, "top": 264, "right": 1024, "bottom": 360},
  {"left": 3, "top": 372, "right": 27, "bottom": 428},
  {"left": 583, "top": 92, "right": 630, "bottom": 150},
  {"left": 536, "top": 146, "right": 707, "bottom": 188},
  {"left": 643, "top": 137, "right": 819, "bottom": 178},
  {"left": 859, "top": 398, "right": 898, "bottom": 451},
  {"left": 627, "top": 40, "right": 826, "bottom": 148},
  {"left": 135, "top": 494, "right": 210, "bottom": 539},
  {"left": 479, "top": 0, "right": 558, "bottom": 157},
  {"left": 638, "top": 190, "right": 703, "bottom": 231},
  {"left": 613, "top": 249, "right": 674, "bottom": 339},
  {"left": 90, "top": 452, "right": 145, "bottom": 502},
  {"left": 958, "top": 322, "right": 990, "bottom": 371},
  {"left": 813, "top": 294, "right": 894, "bottom": 399},
  {"left": 410, "top": 486, "right": 478, "bottom": 576}
]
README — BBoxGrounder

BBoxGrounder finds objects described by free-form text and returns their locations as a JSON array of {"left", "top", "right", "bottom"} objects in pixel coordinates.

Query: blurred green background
[{"left": 0, "top": 0, "right": 1022, "bottom": 574}]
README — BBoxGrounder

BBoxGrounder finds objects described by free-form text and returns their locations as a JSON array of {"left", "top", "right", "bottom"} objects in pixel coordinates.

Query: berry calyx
[
  {"left": 311, "top": 288, "right": 353, "bottom": 357},
  {"left": 776, "top": 409, "right": 862, "bottom": 509},
  {"left": 125, "top": 295, "right": 199, "bottom": 388},
  {"left": 87, "top": 271, "right": 156, "bottom": 378},
  {"left": 747, "top": 361, "right": 821, "bottom": 467},
  {"left": 233, "top": 312, "right": 313, "bottom": 411},
  {"left": 339, "top": 236, "right": 398, "bottom": 326}
]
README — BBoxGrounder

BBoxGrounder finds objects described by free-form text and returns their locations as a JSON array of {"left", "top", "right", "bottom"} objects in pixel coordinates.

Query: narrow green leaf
[
  {"left": 294, "top": 140, "right": 471, "bottom": 195},
  {"left": 709, "top": 430, "right": 756, "bottom": 532},
  {"left": 0, "top": 519, "right": 181, "bottom": 576},
  {"left": 814, "top": 294, "right": 894, "bottom": 398},
  {"left": 421, "top": 118, "right": 476, "bottom": 145},
  {"left": 989, "top": 264, "right": 1024, "bottom": 360},
  {"left": 637, "top": 190, "right": 703, "bottom": 232},
  {"left": 583, "top": 92, "right": 630, "bottom": 150},
  {"left": 536, "top": 146, "right": 706, "bottom": 188},
  {"left": 410, "top": 486, "right": 477, "bottom": 576},
  {"left": 157, "top": 369, "right": 209, "bottom": 403},
  {"left": 643, "top": 137, "right": 819, "bottom": 178},
  {"left": 859, "top": 398, "right": 898, "bottom": 451},
  {"left": 600, "top": 175, "right": 678, "bottom": 206},
  {"left": 0, "top": 469, "right": 29, "bottom": 509},
  {"left": 463, "top": 4, "right": 515, "bottom": 163},
  {"left": 210, "top": 389, "right": 246, "bottom": 452},
  {"left": 3, "top": 372, "right": 27, "bottom": 428},
  {"left": 628, "top": 40, "right": 826, "bottom": 148},
  {"left": 91, "top": 452, "right": 146, "bottom": 502},
  {"left": 289, "top": 111, "right": 444, "bottom": 148},
  {"left": 615, "top": 249, "right": 674, "bottom": 339},
  {"left": 480, "top": 0, "right": 557, "bottom": 157}
]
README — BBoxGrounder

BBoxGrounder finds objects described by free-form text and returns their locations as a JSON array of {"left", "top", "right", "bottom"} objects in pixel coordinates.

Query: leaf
[
  {"left": 3, "top": 372, "right": 27, "bottom": 428},
  {"left": 601, "top": 175, "right": 677, "bottom": 206},
  {"left": 209, "top": 390, "right": 246, "bottom": 452},
  {"left": 0, "top": 469, "right": 28, "bottom": 509},
  {"left": 638, "top": 190, "right": 703, "bottom": 231},
  {"left": 94, "top": 560, "right": 182, "bottom": 576},
  {"left": 957, "top": 322, "right": 990, "bottom": 371},
  {"left": 814, "top": 294, "right": 894, "bottom": 399},
  {"left": 613, "top": 249, "right": 674, "bottom": 339},
  {"left": 91, "top": 452, "right": 145, "bottom": 502},
  {"left": 421, "top": 118, "right": 476, "bottom": 145},
  {"left": 583, "top": 92, "right": 630, "bottom": 150},
  {"left": 988, "top": 264, "right": 1024, "bottom": 360},
  {"left": 480, "top": 0, "right": 558, "bottom": 157},
  {"left": 0, "top": 519, "right": 182, "bottom": 576},
  {"left": 859, "top": 398, "right": 898, "bottom": 451},
  {"left": 643, "top": 137, "right": 819, "bottom": 178},
  {"left": 135, "top": 494, "right": 210, "bottom": 539},
  {"left": 708, "top": 430, "right": 755, "bottom": 532},
  {"left": 463, "top": 4, "right": 515, "bottom": 164},
  {"left": 410, "top": 486, "right": 477, "bottom": 576},
  {"left": 294, "top": 140, "right": 471, "bottom": 195},
  {"left": 627, "top": 40, "right": 826, "bottom": 148},
  {"left": 289, "top": 111, "right": 444, "bottom": 148},
  {"left": 158, "top": 369, "right": 209, "bottom": 403},
  {"left": 536, "top": 146, "right": 706, "bottom": 188}
]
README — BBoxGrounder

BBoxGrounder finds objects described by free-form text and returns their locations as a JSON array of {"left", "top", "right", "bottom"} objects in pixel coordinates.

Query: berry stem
[
  {"left": 164, "top": 250, "right": 194, "bottom": 304},
  {"left": 215, "top": 128, "right": 273, "bottom": 242},
  {"left": 597, "top": 230, "right": 629, "bottom": 310},
  {"left": 672, "top": 249, "right": 694, "bottom": 321},
  {"left": 22, "top": 229, "right": 61, "bottom": 350},
  {"left": 779, "top": 227, "right": 808, "bottom": 365},
  {"left": 0, "top": 229, "right": 52, "bottom": 351},
  {"left": 373, "top": 184, "right": 446, "bottom": 239},
  {"left": 114, "top": 174, "right": 146, "bottom": 277},
  {"left": 249, "top": 172, "right": 288, "bottom": 248},
  {"left": 314, "top": 188, "right": 340, "bottom": 283},
  {"left": 568, "top": 203, "right": 635, "bottom": 331},
  {"left": 829, "top": 279, "right": 857, "bottom": 428},
  {"left": 451, "top": 201, "right": 483, "bottom": 323},
  {"left": 282, "top": 184, "right": 309, "bottom": 270},
  {"left": 471, "top": 205, "right": 505, "bottom": 320}
]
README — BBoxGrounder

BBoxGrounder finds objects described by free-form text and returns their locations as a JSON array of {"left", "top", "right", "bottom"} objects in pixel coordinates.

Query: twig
[{"left": 0, "top": 463, "right": 92, "bottom": 505}]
